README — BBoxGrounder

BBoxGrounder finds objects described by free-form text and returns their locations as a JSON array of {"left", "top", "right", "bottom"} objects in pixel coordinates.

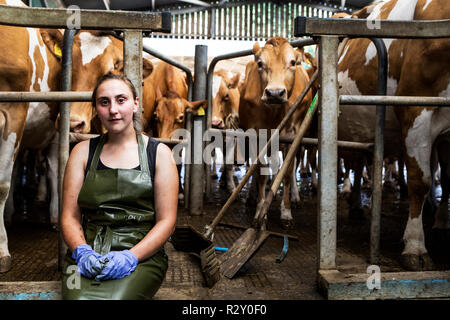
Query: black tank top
[{"left": 84, "top": 135, "right": 160, "bottom": 186}]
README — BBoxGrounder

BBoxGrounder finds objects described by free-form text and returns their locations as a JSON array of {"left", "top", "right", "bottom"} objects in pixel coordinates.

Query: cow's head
[
  {"left": 44, "top": 30, "right": 153, "bottom": 134},
  {"left": 253, "top": 37, "right": 302, "bottom": 106},
  {"left": 153, "top": 88, "right": 207, "bottom": 138},
  {"left": 212, "top": 70, "right": 240, "bottom": 129}
]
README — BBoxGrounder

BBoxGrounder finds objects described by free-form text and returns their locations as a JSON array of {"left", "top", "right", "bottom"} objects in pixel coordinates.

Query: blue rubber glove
[
  {"left": 72, "top": 244, "right": 103, "bottom": 279},
  {"left": 95, "top": 250, "right": 138, "bottom": 281}
]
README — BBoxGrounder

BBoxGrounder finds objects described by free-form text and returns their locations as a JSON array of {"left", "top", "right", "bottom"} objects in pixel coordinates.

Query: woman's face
[{"left": 94, "top": 79, "right": 138, "bottom": 134}]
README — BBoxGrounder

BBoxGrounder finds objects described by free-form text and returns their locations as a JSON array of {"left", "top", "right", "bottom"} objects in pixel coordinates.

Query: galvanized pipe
[
  {"left": 123, "top": 30, "right": 143, "bottom": 133},
  {"left": 294, "top": 16, "right": 450, "bottom": 39},
  {"left": 317, "top": 35, "right": 339, "bottom": 270},
  {"left": 0, "top": 5, "right": 171, "bottom": 31},
  {"left": 370, "top": 38, "right": 388, "bottom": 265},
  {"left": 58, "top": 29, "right": 77, "bottom": 271},
  {"left": 190, "top": 45, "right": 208, "bottom": 215},
  {"left": 340, "top": 95, "right": 450, "bottom": 106},
  {"left": 0, "top": 91, "right": 91, "bottom": 102}
]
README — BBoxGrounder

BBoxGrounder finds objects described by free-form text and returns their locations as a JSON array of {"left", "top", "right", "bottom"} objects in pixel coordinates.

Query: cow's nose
[
  {"left": 223, "top": 93, "right": 230, "bottom": 101},
  {"left": 265, "top": 88, "right": 286, "bottom": 99},
  {"left": 212, "top": 119, "right": 224, "bottom": 129},
  {"left": 70, "top": 120, "right": 86, "bottom": 133},
  {"left": 176, "top": 113, "right": 184, "bottom": 123}
]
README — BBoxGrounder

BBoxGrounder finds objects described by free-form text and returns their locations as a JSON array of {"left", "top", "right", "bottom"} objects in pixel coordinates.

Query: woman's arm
[
  {"left": 61, "top": 140, "right": 89, "bottom": 252},
  {"left": 130, "top": 143, "right": 178, "bottom": 262}
]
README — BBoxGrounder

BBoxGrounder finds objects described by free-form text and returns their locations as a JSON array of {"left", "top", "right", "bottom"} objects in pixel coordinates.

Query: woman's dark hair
[{"left": 91, "top": 73, "right": 137, "bottom": 107}]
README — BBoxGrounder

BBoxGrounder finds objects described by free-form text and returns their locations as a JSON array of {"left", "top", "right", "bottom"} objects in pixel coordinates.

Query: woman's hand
[{"left": 95, "top": 250, "right": 138, "bottom": 281}]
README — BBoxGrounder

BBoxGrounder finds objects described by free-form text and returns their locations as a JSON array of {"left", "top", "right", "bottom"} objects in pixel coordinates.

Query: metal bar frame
[
  {"left": 0, "top": 5, "right": 171, "bottom": 31},
  {"left": 296, "top": 16, "right": 450, "bottom": 299}
]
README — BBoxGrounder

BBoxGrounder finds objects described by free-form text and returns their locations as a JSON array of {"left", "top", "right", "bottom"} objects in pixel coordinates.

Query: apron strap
[
  {"left": 137, "top": 133, "right": 150, "bottom": 175},
  {"left": 89, "top": 134, "right": 107, "bottom": 173}
]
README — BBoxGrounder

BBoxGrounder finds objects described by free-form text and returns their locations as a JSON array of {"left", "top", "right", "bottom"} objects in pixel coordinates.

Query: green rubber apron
[{"left": 62, "top": 133, "right": 168, "bottom": 300}]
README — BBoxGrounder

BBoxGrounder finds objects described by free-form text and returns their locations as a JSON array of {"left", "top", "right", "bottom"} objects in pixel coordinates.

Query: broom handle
[
  {"left": 255, "top": 93, "right": 319, "bottom": 225},
  {"left": 205, "top": 71, "right": 319, "bottom": 238}
]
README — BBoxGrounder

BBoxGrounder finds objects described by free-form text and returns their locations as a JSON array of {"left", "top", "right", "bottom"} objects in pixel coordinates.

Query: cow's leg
[
  {"left": 281, "top": 159, "right": 295, "bottom": 229},
  {"left": 0, "top": 110, "right": 23, "bottom": 272},
  {"left": 36, "top": 151, "right": 48, "bottom": 204},
  {"left": 225, "top": 164, "right": 236, "bottom": 193},
  {"left": 45, "top": 133, "right": 59, "bottom": 228},
  {"left": 309, "top": 146, "right": 318, "bottom": 193},
  {"left": 290, "top": 156, "right": 301, "bottom": 207},
  {"left": 432, "top": 141, "right": 450, "bottom": 247},
  {"left": 4, "top": 153, "right": 21, "bottom": 226},
  {"left": 348, "top": 159, "right": 365, "bottom": 220},
  {"left": 299, "top": 146, "right": 308, "bottom": 178},
  {"left": 397, "top": 158, "right": 408, "bottom": 198},
  {"left": 401, "top": 155, "right": 434, "bottom": 271},
  {"left": 341, "top": 159, "right": 352, "bottom": 199}
]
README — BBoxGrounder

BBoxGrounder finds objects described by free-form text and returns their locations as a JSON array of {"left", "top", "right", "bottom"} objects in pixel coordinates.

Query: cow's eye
[
  {"left": 257, "top": 60, "right": 263, "bottom": 69},
  {"left": 290, "top": 59, "right": 296, "bottom": 67}
]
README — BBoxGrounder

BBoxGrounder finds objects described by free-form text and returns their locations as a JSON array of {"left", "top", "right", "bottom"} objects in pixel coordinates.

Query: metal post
[
  {"left": 317, "top": 35, "right": 339, "bottom": 270},
  {"left": 58, "top": 29, "right": 77, "bottom": 271},
  {"left": 123, "top": 30, "right": 143, "bottom": 133},
  {"left": 190, "top": 45, "right": 207, "bottom": 215},
  {"left": 370, "top": 38, "right": 388, "bottom": 265}
]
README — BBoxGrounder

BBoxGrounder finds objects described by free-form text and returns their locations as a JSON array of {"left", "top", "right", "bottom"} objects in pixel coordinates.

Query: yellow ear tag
[
  {"left": 306, "top": 58, "right": 312, "bottom": 65},
  {"left": 196, "top": 106, "right": 205, "bottom": 116},
  {"left": 54, "top": 43, "right": 62, "bottom": 57}
]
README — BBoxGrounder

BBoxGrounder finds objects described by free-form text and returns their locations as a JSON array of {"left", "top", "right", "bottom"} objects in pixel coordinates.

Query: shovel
[{"left": 220, "top": 93, "right": 319, "bottom": 279}]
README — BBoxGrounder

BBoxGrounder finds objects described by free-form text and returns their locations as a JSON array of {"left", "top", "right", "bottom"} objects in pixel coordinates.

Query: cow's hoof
[
  {"left": 212, "top": 173, "right": 218, "bottom": 180},
  {"left": 280, "top": 219, "right": 294, "bottom": 230},
  {"left": 401, "top": 253, "right": 435, "bottom": 271},
  {"left": 300, "top": 171, "right": 309, "bottom": 178},
  {"left": 0, "top": 256, "right": 12, "bottom": 273}
]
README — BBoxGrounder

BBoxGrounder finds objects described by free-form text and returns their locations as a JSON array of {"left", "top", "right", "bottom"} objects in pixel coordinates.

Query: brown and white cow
[
  {"left": 211, "top": 69, "right": 241, "bottom": 193},
  {"left": 0, "top": 0, "right": 65, "bottom": 272},
  {"left": 336, "top": 0, "right": 449, "bottom": 270},
  {"left": 239, "top": 37, "right": 314, "bottom": 228},
  {"left": 144, "top": 61, "right": 189, "bottom": 135}
]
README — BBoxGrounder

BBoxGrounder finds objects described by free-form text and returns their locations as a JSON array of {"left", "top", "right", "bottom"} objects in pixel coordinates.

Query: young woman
[{"left": 61, "top": 73, "right": 178, "bottom": 300}]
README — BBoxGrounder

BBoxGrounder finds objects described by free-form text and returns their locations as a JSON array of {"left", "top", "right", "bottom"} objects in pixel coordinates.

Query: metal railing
[{"left": 294, "top": 16, "right": 450, "bottom": 271}]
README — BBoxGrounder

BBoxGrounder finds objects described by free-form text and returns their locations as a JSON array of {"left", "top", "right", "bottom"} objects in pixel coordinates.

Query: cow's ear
[
  {"left": 304, "top": 52, "right": 317, "bottom": 69},
  {"left": 253, "top": 42, "right": 261, "bottom": 57},
  {"left": 186, "top": 99, "right": 207, "bottom": 115},
  {"left": 40, "top": 29, "right": 64, "bottom": 61},
  {"left": 155, "top": 86, "right": 163, "bottom": 101},
  {"left": 230, "top": 73, "right": 240, "bottom": 89},
  {"left": 142, "top": 58, "right": 153, "bottom": 79},
  {"left": 295, "top": 48, "right": 306, "bottom": 65}
]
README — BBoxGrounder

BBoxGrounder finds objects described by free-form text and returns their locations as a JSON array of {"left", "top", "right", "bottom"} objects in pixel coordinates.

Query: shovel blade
[{"left": 220, "top": 228, "right": 270, "bottom": 279}]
